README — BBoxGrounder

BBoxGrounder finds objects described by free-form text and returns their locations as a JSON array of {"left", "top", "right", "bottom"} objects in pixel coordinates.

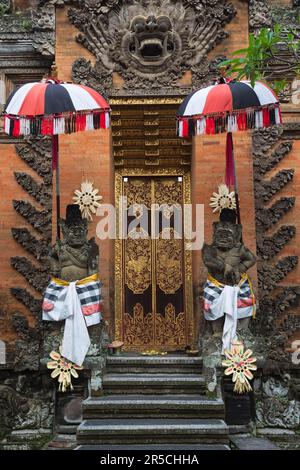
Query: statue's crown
[
  {"left": 219, "top": 208, "right": 237, "bottom": 224},
  {"left": 65, "top": 204, "right": 83, "bottom": 226}
]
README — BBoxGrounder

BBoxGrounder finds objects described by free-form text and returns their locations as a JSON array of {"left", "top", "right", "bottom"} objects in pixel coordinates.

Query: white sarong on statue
[
  {"left": 42, "top": 274, "right": 102, "bottom": 366},
  {"left": 203, "top": 274, "right": 255, "bottom": 353}
]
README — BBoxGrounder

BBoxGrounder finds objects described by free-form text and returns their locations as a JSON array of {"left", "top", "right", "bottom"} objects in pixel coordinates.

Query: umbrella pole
[
  {"left": 226, "top": 132, "right": 241, "bottom": 225},
  {"left": 232, "top": 140, "right": 241, "bottom": 225},
  {"left": 52, "top": 135, "right": 60, "bottom": 240}
]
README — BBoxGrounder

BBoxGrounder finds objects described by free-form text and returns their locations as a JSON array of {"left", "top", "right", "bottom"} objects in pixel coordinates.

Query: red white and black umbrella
[
  {"left": 3, "top": 78, "right": 110, "bottom": 238},
  {"left": 177, "top": 80, "right": 281, "bottom": 223}
]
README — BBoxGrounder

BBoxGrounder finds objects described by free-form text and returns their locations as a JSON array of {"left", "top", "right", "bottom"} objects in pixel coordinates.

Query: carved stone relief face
[
  {"left": 213, "top": 221, "right": 242, "bottom": 251},
  {"left": 122, "top": 14, "right": 179, "bottom": 74},
  {"left": 68, "top": 0, "right": 237, "bottom": 92},
  {"left": 61, "top": 221, "right": 88, "bottom": 247}
]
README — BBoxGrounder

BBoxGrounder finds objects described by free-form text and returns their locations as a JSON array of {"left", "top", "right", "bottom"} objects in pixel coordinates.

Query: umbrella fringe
[
  {"left": 177, "top": 105, "right": 282, "bottom": 138},
  {"left": 3, "top": 110, "right": 111, "bottom": 137}
]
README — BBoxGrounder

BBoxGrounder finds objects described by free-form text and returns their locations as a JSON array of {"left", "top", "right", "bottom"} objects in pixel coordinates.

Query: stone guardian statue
[{"left": 202, "top": 208, "right": 256, "bottom": 353}]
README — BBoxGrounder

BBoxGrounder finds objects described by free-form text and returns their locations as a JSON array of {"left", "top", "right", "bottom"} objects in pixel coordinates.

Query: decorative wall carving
[
  {"left": 249, "top": 0, "right": 273, "bottom": 33},
  {"left": 10, "top": 288, "right": 42, "bottom": 316},
  {"left": 10, "top": 257, "right": 50, "bottom": 294},
  {"left": 0, "top": 373, "right": 54, "bottom": 440},
  {"left": 255, "top": 197, "right": 295, "bottom": 232},
  {"left": 12, "top": 200, "right": 51, "bottom": 236},
  {"left": 257, "top": 225, "right": 296, "bottom": 261},
  {"left": 255, "top": 375, "right": 300, "bottom": 429},
  {"left": 11, "top": 137, "right": 52, "bottom": 315},
  {"left": 68, "top": 0, "right": 236, "bottom": 95},
  {"left": 252, "top": 126, "right": 299, "bottom": 362},
  {"left": 14, "top": 173, "right": 52, "bottom": 206},
  {"left": 258, "top": 256, "right": 298, "bottom": 293},
  {"left": 12, "top": 313, "right": 40, "bottom": 371},
  {"left": 0, "top": 5, "right": 55, "bottom": 57},
  {"left": 259, "top": 169, "right": 294, "bottom": 202},
  {"left": 11, "top": 228, "right": 50, "bottom": 261}
]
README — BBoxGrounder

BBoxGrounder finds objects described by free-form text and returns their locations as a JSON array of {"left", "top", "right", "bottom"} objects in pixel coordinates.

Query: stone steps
[
  {"left": 76, "top": 354, "right": 229, "bottom": 447},
  {"left": 76, "top": 443, "right": 230, "bottom": 450},
  {"left": 103, "top": 373, "right": 206, "bottom": 395},
  {"left": 106, "top": 355, "right": 202, "bottom": 374},
  {"left": 77, "top": 418, "right": 229, "bottom": 445},
  {"left": 83, "top": 394, "right": 225, "bottom": 419}
]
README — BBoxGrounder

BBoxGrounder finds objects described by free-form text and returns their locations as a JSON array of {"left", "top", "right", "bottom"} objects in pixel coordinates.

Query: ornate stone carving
[
  {"left": 201, "top": 209, "right": 256, "bottom": 345},
  {"left": 14, "top": 172, "right": 52, "bottom": 207},
  {"left": 11, "top": 228, "right": 50, "bottom": 262},
  {"left": 11, "top": 257, "right": 50, "bottom": 294},
  {"left": 255, "top": 197, "right": 296, "bottom": 232},
  {"left": 259, "top": 169, "right": 294, "bottom": 202},
  {"left": 15, "top": 138, "right": 52, "bottom": 182},
  {"left": 255, "top": 376, "right": 300, "bottom": 429},
  {"left": 49, "top": 205, "right": 99, "bottom": 282},
  {"left": 0, "top": 374, "right": 54, "bottom": 439},
  {"left": 0, "top": 0, "right": 10, "bottom": 13},
  {"left": 12, "top": 313, "right": 40, "bottom": 371},
  {"left": 258, "top": 256, "right": 298, "bottom": 293},
  {"left": 68, "top": 0, "right": 236, "bottom": 95},
  {"left": 11, "top": 137, "right": 52, "bottom": 317},
  {"left": 257, "top": 225, "right": 296, "bottom": 261},
  {"left": 10, "top": 288, "right": 42, "bottom": 316},
  {"left": 253, "top": 288, "right": 300, "bottom": 364},
  {"left": 249, "top": 0, "right": 273, "bottom": 34},
  {"left": 0, "top": 5, "right": 55, "bottom": 57},
  {"left": 202, "top": 210, "right": 256, "bottom": 286},
  {"left": 252, "top": 126, "right": 299, "bottom": 363},
  {"left": 0, "top": 384, "right": 30, "bottom": 438},
  {"left": 12, "top": 200, "right": 51, "bottom": 237}
]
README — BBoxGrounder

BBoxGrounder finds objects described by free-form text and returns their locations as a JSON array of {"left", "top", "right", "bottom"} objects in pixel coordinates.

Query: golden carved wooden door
[{"left": 120, "top": 176, "right": 189, "bottom": 351}]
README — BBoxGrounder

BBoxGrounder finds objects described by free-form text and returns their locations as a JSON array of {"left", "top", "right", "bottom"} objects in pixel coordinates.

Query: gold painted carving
[
  {"left": 145, "top": 158, "right": 160, "bottom": 166},
  {"left": 125, "top": 237, "right": 151, "bottom": 294},
  {"left": 156, "top": 228, "right": 182, "bottom": 295},
  {"left": 144, "top": 119, "right": 159, "bottom": 126},
  {"left": 110, "top": 97, "right": 183, "bottom": 106},
  {"left": 155, "top": 178, "right": 182, "bottom": 205},
  {"left": 124, "top": 304, "right": 154, "bottom": 347},
  {"left": 145, "top": 149, "right": 160, "bottom": 156},
  {"left": 124, "top": 178, "right": 152, "bottom": 206},
  {"left": 145, "top": 140, "right": 159, "bottom": 146},
  {"left": 123, "top": 303, "right": 185, "bottom": 350},
  {"left": 155, "top": 304, "right": 185, "bottom": 348}
]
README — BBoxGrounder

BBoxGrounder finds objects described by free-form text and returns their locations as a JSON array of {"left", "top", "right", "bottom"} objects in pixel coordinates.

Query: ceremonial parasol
[
  {"left": 176, "top": 80, "right": 281, "bottom": 223},
  {"left": 3, "top": 78, "right": 110, "bottom": 238}
]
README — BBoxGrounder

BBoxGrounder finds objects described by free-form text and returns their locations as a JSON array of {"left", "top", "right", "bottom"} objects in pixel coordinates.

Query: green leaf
[{"left": 232, "top": 48, "right": 249, "bottom": 56}]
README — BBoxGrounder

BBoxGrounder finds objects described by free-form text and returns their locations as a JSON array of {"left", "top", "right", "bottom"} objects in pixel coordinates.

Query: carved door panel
[{"left": 122, "top": 176, "right": 187, "bottom": 351}]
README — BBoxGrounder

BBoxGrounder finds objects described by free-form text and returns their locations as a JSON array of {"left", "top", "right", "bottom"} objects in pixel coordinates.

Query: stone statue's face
[
  {"left": 62, "top": 222, "right": 88, "bottom": 247},
  {"left": 213, "top": 222, "right": 239, "bottom": 251},
  {"left": 122, "top": 14, "right": 179, "bottom": 73}
]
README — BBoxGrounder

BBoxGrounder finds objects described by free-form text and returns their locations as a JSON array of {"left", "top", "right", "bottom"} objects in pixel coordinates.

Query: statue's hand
[
  {"left": 224, "top": 264, "right": 233, "bottom": 282},
  {"left": 224, "top": 264, "right": 240, "bottom": 285}
]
